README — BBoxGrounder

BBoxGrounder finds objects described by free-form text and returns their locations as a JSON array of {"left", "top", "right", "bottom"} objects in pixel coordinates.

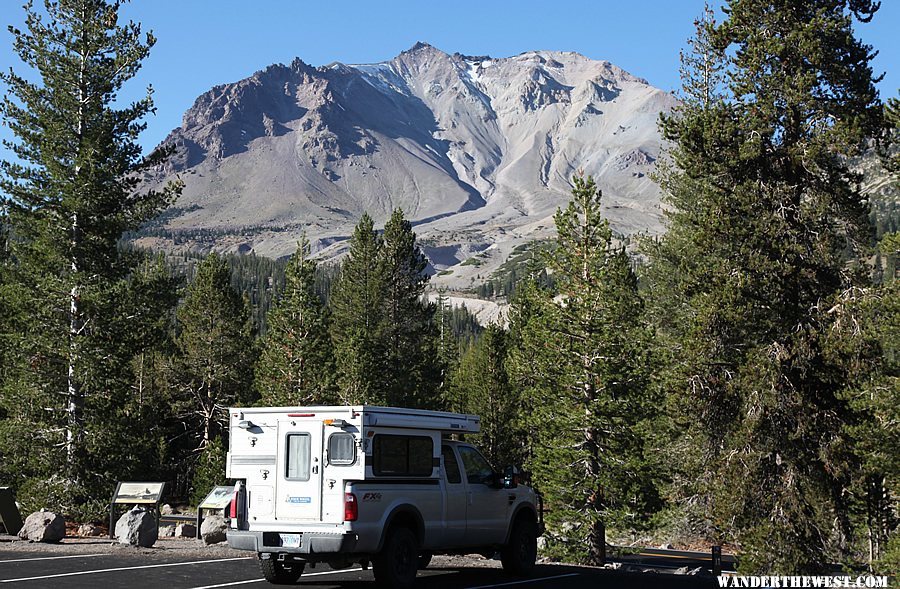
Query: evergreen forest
[{"left": 1, "top": 0, "right": 898, "bottom": 575}]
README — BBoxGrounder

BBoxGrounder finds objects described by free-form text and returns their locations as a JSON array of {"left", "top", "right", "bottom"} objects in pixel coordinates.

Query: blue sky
[{"left": 1, "top": 0, "right": 898, "bottom": 154}]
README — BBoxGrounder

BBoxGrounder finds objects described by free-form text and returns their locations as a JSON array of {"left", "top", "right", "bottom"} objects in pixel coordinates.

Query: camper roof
[{"left": 231, "top": 405, "right": 481, "bottom": 434}]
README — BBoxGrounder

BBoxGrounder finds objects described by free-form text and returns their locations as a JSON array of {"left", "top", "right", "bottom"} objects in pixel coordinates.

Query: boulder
[
  {"left": 76, "top": 523, "right": 103, "bottom": 537},
  {"left": 175, "top": 523, "right": 197, "bottom": 539},
  {"left": 158, "top": 525, "right": 175, "bottom": 538},
  {"left": 115, "top": 507, "right": 158, "bottom": 548},
  {"left": 200, "top": 514, "right": 227, "bottom": 545},
  {"left": 18, "top": 510, "right": 65, "bottom": 542},
  {"left": 160, "top": 504, "right": 176, "bottom": 516}
]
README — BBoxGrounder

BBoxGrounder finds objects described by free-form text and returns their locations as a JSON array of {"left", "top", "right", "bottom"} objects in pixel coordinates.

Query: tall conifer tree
[
  {"left": 649, "top": 0, "right": 887, "bottom": 572},
  {"left": 0, "top": 0, "right": 179, "bottom": 510},
  {"left": 380, "top": 209, "right": 439, "bottom": 408},
  {"left": 330, "top": 214, "right": 388, "bottom": 404},
  {"left": 519, "top": 176, "right": 656, "bottom": 565},
  {"left": 170, "top": 254, "right": 254, "bottom": 496},
  {"left": 447, "top": 325, "right": 521, "bottom": 467},
  {"left": 255, "top": 237, "right": 334, "bottom": 406}
]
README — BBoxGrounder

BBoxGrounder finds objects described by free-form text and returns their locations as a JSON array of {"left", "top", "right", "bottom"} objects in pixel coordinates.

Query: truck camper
[{"left": 225, "top": 405, "right": 542, "bottom": 587}]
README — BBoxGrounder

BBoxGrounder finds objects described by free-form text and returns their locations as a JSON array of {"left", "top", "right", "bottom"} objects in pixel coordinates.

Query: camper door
[{"left": 275, "top": 419, "right": 324, "bottom": 521}]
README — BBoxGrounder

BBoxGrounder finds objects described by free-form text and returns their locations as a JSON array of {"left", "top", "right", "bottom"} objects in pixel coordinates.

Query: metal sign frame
[{"left": 195, "top": 485, "right": 235, "bottom": 539}]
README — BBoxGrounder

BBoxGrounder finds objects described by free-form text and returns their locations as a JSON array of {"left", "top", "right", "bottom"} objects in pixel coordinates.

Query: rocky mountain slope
[{"left": 137, "top": 42, "right": 677, "bottom": 289}]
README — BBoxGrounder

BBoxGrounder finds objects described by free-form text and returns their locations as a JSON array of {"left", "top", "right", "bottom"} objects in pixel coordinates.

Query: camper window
[
  {"left": 286, "top": 433, "right": 311, "bottom": 480},
  {"left": 328, "top": 432, "right": 356, "bottom": 465},
  {"left": 373, "top": 434, "right": 433, "bottom": 476}
]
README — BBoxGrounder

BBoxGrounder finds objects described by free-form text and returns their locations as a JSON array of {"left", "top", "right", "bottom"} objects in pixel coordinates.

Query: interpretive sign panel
[
  {"left": 199, "top": 486, "right": 234, "bottom": 510},
  {"left": 112, "top": 482, "right": 165, "bottom": 505}
]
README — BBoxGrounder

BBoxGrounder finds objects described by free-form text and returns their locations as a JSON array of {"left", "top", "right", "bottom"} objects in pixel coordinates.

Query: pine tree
[
  {"left": 170, "top": 254, "right": 255, "bottom": 492},
  {"left": 380, "top": 209, "right": 439, "bottom": 408},
  {"left": 649, "top": 0, "right": 887, "bottom": 572},
  {"left": 0, "top": 0, "right": 179, "bottom": 511},
  {"left": 329, "top": 214, "right": 388, "bottom": 404},
  {"left": 517, "top": 176, "right": 656, "bottom": 565},
  {"left": 434, "top": 293, "right": 460, "bottom": 404},
  {"left": 447, "top": 325, "right": 521, "bottom": 468},
  {"left": 255, "top": 237, "right": 334, "bottom": 406}
]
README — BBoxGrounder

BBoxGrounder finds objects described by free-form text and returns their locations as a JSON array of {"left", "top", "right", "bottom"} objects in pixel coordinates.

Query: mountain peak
[{"left": 403, "top": 41, "right": 439, "bottom": 55}]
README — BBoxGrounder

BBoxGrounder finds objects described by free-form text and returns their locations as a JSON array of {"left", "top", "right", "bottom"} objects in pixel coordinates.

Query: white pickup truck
[{"left": 225, "top": 405, "right": 543, "bottom": 587}]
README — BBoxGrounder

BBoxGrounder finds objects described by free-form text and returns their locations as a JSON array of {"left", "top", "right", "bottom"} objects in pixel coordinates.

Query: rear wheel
[
  {"left": 258, "top": 555, "right": 304, "bottom": 585},
  {"left": 500, "top": 518, "right": 537, "bottom": 577},
  {"left": 373, "top": 527, "right": 419, "bottom": 589}
]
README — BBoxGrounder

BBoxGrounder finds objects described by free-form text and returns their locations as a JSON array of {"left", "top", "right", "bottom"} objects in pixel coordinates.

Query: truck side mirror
[
  {"left": 489, "top": 472, "right": 504, "bottom": 489},
  {"left": 502, "top": 466, "right": 519, "bottom": 489}
]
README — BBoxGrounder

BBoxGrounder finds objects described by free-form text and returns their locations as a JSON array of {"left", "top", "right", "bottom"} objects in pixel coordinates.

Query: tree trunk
[
  {"left": 591, "top": 519, "right": 606, "bottom": 565},
  {"left": 65, "top": 19, "right": 88, "bottom": 492}
]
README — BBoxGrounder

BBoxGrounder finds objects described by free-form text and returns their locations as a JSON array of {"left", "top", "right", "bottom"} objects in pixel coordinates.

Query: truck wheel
[
  {"left": 418, "top": 552, "right": 433, "bottom": 570},
  {"left": 500, "top": 518, "right": 537, "bottom": 577},
  {"left": 373, "top": 527, "right": 419, "bottom": 589},
  {"left": 258, "top": 555, "right": 304, "bottom": 585}
]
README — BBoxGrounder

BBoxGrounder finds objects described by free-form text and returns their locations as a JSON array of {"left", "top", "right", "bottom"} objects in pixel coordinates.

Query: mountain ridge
[{"left": 137, "top": 42, "right": 677, "bottom": 289}]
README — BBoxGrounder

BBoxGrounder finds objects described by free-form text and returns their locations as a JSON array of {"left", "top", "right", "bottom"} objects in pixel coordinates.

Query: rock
[
  {"left": 659, "top": 543, "right": 674, "bottom": 550},
  {"left": 158, "top": 525, "right": 175, "bottom": 538},
  {"left": 175, "top": 523, "right": 197, "bottom": 538},
  {"left": 536, "top": 536, "right": 546, "bottom": 551},
  {"left": 115, "top": 507, "right": 158, "bottom": 548},
  {"left": 200, "top": 515, "right": 227, "bottom": 545},
  {"left": 76, "top": 523, "right": 103, "bottom": 537},
  {"left": 160, "top": 504, "right": 176, "bottom": 516},
  {"left": 18, "top": 510, "right": 65, "bottom": 542}
]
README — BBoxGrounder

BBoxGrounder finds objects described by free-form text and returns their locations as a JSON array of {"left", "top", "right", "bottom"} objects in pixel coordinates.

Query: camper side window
[
  {"left": 373, "top": 435, "right": 433, "bottom": 477},
  {"left": 328, "top": 433, "right": 356, "bottom": 466},
  {"left": 285, "top": 433, "right": 311, "bottom": 480}
]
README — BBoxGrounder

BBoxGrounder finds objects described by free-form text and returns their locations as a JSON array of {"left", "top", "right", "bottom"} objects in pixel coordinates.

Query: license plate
[{"left": 280, "top": 534, "right": 301, "bottom": 548}]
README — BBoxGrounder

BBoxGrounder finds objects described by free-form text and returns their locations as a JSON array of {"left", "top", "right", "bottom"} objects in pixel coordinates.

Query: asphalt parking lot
[{"left": 0, "top": 544, "right": 728, "bottom": 589}]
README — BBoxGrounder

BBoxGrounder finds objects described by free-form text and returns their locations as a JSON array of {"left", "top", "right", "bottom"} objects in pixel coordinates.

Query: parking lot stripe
[
  {"left": 465, "top": 572, "right": 580, "bottom": 589},
  {"left": 190, "top": 567, "right": 364, "bottom": 589},
  {"left": 0, "top": 554, "right": 105, "bottom": 563},
  {"left": 0, "top": 556, "right": 250, "bottom": 583}
]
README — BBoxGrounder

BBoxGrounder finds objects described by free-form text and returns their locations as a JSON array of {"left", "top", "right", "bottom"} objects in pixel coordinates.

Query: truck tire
[
  {"left": 258, "top": 555, "right": 304, "bottom": 585},
  {"left": 500, "top": 518, "right": 537, "bottom": 577},
  {"left": 373, "top": 527, "right": 419, "bottom": 589}
]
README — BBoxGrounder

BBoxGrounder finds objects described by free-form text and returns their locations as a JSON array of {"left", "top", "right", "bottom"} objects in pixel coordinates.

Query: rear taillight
[
  {"left": 344, "top": 492, "right": 358, "bottom": 522},
  {"left": 229, "top": 481, "right": 244, "bottom": 529}
]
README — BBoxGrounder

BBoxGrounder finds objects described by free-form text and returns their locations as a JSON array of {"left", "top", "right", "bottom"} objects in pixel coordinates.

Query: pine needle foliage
[
  {"left": 0, "top": 0, "right": 180, "bottom": 514},
  {"left": 380, "top": 209, "right": 440, "bottom": 408},
  {"left": 169, "top": 254, "right": 255, "bottom": 473},
  {"left": 514, "top": 176, "right": 657, "bottom": 565},
  {"left": 648, "top": 0, "right": 888, "bottom": 573},
  {"left": 255, "top": 237, "right": 334, "bottom": 406},
  {"left": 447, "top": 325, "right": 522, "bottom": 468},
  {"left": 330, "top": 213, "right": 388, "bottom": 404}
]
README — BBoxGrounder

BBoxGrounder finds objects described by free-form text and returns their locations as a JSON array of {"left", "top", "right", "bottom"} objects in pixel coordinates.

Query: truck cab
[{"left": 225, "top": 406, "right": 542, "bottom": 588}]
